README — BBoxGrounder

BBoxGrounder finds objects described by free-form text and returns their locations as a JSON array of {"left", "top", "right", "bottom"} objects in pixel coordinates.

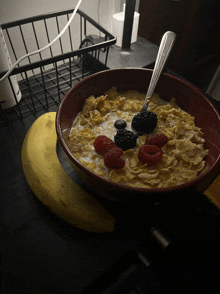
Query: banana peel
[{"left": 21, "top": 112, "right": 115, "bottom": 233}]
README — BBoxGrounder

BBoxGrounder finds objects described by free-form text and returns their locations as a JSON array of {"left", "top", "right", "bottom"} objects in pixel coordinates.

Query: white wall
[
  {"left": 0, "top": 0, "right": 140, "bottom": 75},
  {"left": 0, "top": 0, "right": 121, "bottom": 32},
  {"left": 0, "top": 1, "right": 119, "bottom": 68},
  {"left": 0, "top": 0, "right": 139, "bottom": 32}
]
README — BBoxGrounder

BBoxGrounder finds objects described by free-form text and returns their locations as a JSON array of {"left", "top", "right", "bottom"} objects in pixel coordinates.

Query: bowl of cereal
[{"left": 56, "top": 68, "right": 220, "bottom": 203}]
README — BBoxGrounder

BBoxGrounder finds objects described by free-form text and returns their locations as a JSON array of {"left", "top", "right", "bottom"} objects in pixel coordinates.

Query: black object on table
[{"left": 2, "top": 46, "right": 220, "bottom": 293}]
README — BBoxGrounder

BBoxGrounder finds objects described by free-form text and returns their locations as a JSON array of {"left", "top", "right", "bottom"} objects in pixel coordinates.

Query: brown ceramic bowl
[{"left": 56, "top": 68, "right": 220, "bottom": 204}]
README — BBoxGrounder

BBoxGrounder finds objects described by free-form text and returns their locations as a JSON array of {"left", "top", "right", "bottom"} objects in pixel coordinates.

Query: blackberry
[
  {"left": 131, "top": 111, "right": 157, "bottom": 134},
  {"left": 114, "top": 129, "right": 138, "bottom": 151}
]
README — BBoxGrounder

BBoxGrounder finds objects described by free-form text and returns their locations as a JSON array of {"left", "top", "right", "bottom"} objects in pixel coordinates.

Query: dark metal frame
[
  {"left": 122, "top": 0, "right": 136, "bottom": 50},
  {"left": 0, "top": 8, "right": 116, "bottom": 124}
]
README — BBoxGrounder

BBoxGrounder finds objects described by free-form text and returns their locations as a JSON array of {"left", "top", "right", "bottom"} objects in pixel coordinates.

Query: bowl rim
[{"left": 56, "top": 67, "right": 220, "bottom": 194}]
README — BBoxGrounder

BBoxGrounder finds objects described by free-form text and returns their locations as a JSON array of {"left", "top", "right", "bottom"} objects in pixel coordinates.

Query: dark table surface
[{"left": 1, "top": 65, "right": 220, "bottom": 293}]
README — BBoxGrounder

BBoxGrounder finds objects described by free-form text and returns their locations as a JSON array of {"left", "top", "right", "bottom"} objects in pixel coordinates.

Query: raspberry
[
  {"left": 103, "top": 147, "right": 125, "bottom": 169},
  {"left": 131, "top": 111, "right": 157, "bottom": 134},
  {"left": 114, "top": 129, "right": 138, "bottom": 151},
  {"left": 145, "top": 134, "right": 168, "bottom": 148},
  {"left": 93, "top": 135, "right": 116, "bottom": 155},
  {"left": 138, "top": 145, "right": 163, "bottom": 166}
]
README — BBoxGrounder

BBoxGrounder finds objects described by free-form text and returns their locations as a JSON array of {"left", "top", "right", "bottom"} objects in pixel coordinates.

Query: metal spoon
[{"left": 142, "top": 31, "right": 176, "bottom": 112}]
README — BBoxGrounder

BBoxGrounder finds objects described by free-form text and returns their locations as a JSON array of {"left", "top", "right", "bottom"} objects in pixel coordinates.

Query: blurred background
[
  {"left": 0, "top": 0, "right": 139, "bottom": 36},
  {"left": 1, "top": 0, "right": 220, "bottom": 91}
]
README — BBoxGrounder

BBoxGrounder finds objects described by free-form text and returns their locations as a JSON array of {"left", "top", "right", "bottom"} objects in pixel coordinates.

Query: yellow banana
[{"left": 21, "top": 112, "right": 115, "bottom": 233}]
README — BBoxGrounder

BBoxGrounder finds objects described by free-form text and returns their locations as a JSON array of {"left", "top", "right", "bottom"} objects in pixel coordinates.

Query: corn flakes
[{"left": 69, "top": 87, "right": 208, "bottom": 189}]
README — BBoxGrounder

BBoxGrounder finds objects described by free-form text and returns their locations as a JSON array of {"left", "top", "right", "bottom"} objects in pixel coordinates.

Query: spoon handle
[{"left": 142, "top": 31, "right": 176, "bottom": 112}]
